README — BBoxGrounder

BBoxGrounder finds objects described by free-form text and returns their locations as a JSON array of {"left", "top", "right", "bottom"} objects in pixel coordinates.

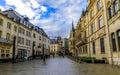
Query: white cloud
[
  {"left": 30, "top": 0, "right": 40, "bottom": 8},
  {"left": 1, "top": 0, "right": 87, "bottom": 38},
  {"left": 41, "top": 6, "right": 47, "bottom": 12},
  {"left": 0, "top": 6, "right": 5, "bottom": 11},
  {"left": 4, "top": 0, "right": 47, "bottom": 19},
  {"left": 32, "top": 0, "right": 87, "bottom": 38}
]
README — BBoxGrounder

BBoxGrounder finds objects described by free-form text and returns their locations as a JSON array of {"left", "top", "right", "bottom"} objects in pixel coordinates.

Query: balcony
[
  {"left": 76, "top": 38, "right": 87, "bottom": 47},
  {"left": 0, "top": 38, "right": 13, "bottom": 45}
]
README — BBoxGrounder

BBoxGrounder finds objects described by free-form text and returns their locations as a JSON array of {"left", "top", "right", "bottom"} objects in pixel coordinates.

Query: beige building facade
[
  {"left": 50, "top": 44, "right": 61, "bottom": 54},
  {"left": 0, "top": 12, "right": 18, "bottom": 60},
  {"left": 50, "top": 37, "right": 62, "bottom": 54},
  {"left": 0, "top": 9, "right": 50, "bottom": 61},
  {"left": 74, "top": 0, "right": 120, "bottom": 65}
]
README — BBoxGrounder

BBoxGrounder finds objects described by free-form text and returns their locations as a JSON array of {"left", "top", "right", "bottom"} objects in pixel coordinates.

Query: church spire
[{"left": 71, "top": 20, "right": 75, "bottom": 32}]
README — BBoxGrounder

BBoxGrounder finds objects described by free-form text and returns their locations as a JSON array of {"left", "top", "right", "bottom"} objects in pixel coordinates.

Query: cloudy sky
[{"left": 0, "top": 0, "right": 87, "bottom": 38}]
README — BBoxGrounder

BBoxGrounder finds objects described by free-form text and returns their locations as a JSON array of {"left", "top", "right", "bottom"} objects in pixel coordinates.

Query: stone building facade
[
  {"left": 74, "top": 0, "right": 120, "bottom": 65},
  {"left": 0, "top": 9, "right": 50, "bottom": 61}
]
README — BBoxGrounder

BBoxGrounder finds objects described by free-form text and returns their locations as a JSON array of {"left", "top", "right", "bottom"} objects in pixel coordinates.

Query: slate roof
[{"left": 50, "top": 39, "right": 58, "bottom": 44}]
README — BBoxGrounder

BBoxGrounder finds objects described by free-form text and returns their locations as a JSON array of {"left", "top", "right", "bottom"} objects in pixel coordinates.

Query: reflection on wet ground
[{"left": 0, "top": 57, "right": 120, "bottom": 75}]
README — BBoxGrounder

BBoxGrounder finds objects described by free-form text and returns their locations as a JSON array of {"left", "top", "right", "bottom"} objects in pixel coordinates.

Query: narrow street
[{"left": 0, "top": 57, "right": 120, "bottom": 75}]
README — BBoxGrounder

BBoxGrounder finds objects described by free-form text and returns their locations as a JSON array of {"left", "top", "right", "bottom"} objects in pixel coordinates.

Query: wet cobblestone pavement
[{"left": 0, "top": 57, "right": 120, "bottom": 75}]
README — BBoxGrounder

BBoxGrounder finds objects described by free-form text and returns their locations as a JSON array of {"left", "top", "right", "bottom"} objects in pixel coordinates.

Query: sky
[{"left": 0, "top": 0, "right": 87, "bottom": 38}]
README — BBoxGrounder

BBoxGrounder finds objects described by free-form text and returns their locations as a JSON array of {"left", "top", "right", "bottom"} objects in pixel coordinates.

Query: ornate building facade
[{"left": 74, "top": 0, "right": 120, "bottom": 65}]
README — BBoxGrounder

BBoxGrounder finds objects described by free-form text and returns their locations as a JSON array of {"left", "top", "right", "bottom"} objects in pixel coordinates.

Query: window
[
  {"left": 83, "top": 46, "right": 87, "bottom": 53},
  {"left": 7, "top": 22, "right": 11, "bottom": 29},
  {"left": 26, "top": 31, "right": 28, "bottom": 36},
  {"left": 22, "top": 38, "right": 24, "bottom": 45},
  {"left": 1, "top": 48, "right": 5, "bottom": 54},
  {"left": 29, "top": 32, "right": 31, "bottom": 37},
  {"left": 0, "top": 18, "right": 3, "bottom": 25},
  {"left": 1, "top": 48, "right": 5, "bottom": 58},
  {"left": 100, "top": 38, "right": 105, "bottom": 53},
  {"left": 92, "top": 42, "right": 96, "bottom": 54},
  {"left": 18, "top": 27, "right": 21, "bottom": 33},
  {"left": 83, "top": 47, "right": 85, "bottom": 53},
  {"left": 19, "top": 27, "right": 25, "bottom": 35},
  {"left": 0, "top": 31, "right": 2, "bottom": 38},
  {"left": 114, "top": 0, "right": 118, "bottom": 13},
  {"left": 26, "top": 39, "right": 28, "bottom": 45},
  {"left": 26, "top": 31, "right": 31, "bottom": 37},
  {"left": 97, "top": 0, "right": 102, "bottom": 10},
  {"left": 6, "top": 33, "right": 10, "bottom": 40},
  {"left": 117, "top": 30, "right": 120, "bottom": 51},
  {"left": 91, "top": 23, "right": 94, "bottom": 34},
  {"left": 6, "top": 50, "right": 10, "bottom": 58},
  {"left": 18, "top": 37, "right": 21, "bottom": 44},
  {"left": 99, "top": 16, "right": 103, "bottom": 28},
  {"left": 18, "top": 37, "right": 24, "bottom": 45},
  {"left": 39, "top": 36, "right": 41, "bottom": 40},
  {"left": 111, "top": 33, "right": 117, "bottom": 52},
  {"left": 22, "top": 29, "right": 25, "bottom": 35},
  {"left": 33, "top": 33, "right": 36, "bottom": 38},
  {"left": 6, "top": 50, "right": 9, "bottom": 54},
  {"left": 26, "top": 39, "right": 30, "bottom": 46},
  {"left": 108, "top": 6, "right": 112, "bottom": 19},
  {"left": 90, "top": 10, "right": 94, "bottom": 19},
  {"left": 14, "top": 26, "right": 17, "bottom": 31}
]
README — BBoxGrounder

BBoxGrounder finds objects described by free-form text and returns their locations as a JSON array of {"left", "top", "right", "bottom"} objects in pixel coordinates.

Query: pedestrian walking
[{"left": 43, "top": 55, "right": 46, "bottom": 62}]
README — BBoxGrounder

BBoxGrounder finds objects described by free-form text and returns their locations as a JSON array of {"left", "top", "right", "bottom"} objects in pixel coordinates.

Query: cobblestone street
[{"left": 0, "top": 57, "right": 120, "bottom": 75}]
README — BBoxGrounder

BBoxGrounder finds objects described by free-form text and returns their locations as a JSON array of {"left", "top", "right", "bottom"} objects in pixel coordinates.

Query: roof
[
  {"left": 50, "top": 39, "right": 58, "bottom": 44},
  {"left": 2, "top": 9, "right": 49, "bottom": 38}
]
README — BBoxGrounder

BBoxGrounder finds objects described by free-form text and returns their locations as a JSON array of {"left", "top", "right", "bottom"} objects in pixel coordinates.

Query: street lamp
[{"left": 12, "top": 36, "right": 16, "bottom": 63}]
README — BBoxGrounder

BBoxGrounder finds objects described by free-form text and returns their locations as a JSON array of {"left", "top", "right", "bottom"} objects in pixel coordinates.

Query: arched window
[
  {"left": 97, "top": 0, "right": 102, "bottom": 10},
  {"left": 111, "top": 33, "right": 117, "bottom": 52},
  {"left": 117, "top": 30, "right": 120, "bottom": 51}
]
